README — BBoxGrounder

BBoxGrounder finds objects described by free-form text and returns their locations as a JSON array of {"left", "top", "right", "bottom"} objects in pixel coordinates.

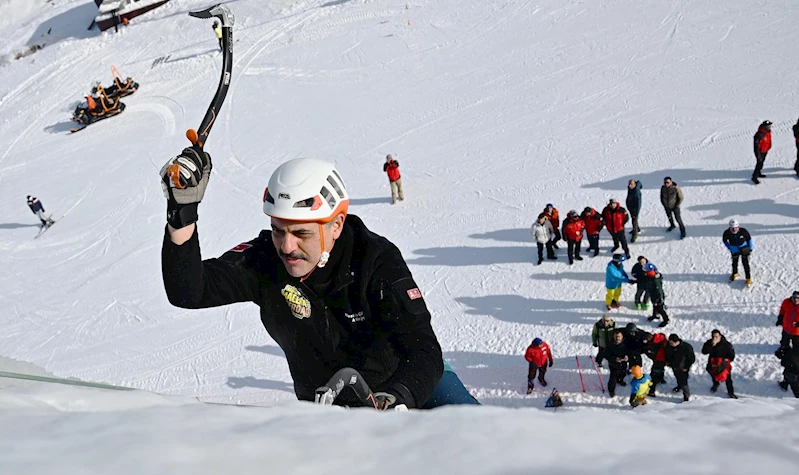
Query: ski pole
[
  {"left": 575, "top": 356, "right": 586, "bottom": 393},
  {"left": 589, "top": 355, "right": 605, "bottom": 393},
  {"left": 314, "top": 367, "right": 378, "bottom": 408},
  {"left": 186, "top": 4, "right": 235, "bottom": 150}
]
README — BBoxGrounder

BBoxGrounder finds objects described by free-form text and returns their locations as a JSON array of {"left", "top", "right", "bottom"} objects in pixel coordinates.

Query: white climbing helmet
[
  {"left": 728, "top": 218, "right": 739, "bottom": 229},
  {"left": 262, "top": 158, "right": 349, "bottom": 223}
]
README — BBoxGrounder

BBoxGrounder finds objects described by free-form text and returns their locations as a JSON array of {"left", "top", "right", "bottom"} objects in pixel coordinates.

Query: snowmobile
[{"left": 71, "top": 94, "right": 126, "bottom": 131}]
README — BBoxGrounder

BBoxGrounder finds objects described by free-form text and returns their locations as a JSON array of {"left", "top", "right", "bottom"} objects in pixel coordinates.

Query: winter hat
[
  {"left": 644, "top": 263, "right": 657, "bottom": 276},
  {"left": 612, "top": 253, "right": 625, "bottom": 262},
  {"left": 386, "top": 154, "right": 394, "bottom": 160},
  {"left": 609, "top": 198, "right": 617, "bottom": 204},
  {"left": 532, "top": 338, "right": 542, "bottom": 347},
  {"left": 545, "top": 203, "right": 554, "bottom": 209},
  {"left": 668, "top": 334, "right": 680, "bottom": 343},
  {"left": 631, "top": 365, "right": 643, "bottom": 379},
  {"left": 583, "top": 206, "right": 592, "bottom": 215},
  {"left": 626, "top": 323, "right": 637, "bottom": 333}
]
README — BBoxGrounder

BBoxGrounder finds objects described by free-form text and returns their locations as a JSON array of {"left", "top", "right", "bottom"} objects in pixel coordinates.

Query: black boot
[{"left": 711, "top": 381, "right": 719, "bottom": 393}]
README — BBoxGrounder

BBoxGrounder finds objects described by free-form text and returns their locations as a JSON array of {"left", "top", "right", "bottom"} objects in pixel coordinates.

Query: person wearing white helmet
[
  {"left": 159, "top": 147, "right": 478, "bottom": 409},
  {"left": 722, "top": 219, "right": 753, "bottom": 286}
]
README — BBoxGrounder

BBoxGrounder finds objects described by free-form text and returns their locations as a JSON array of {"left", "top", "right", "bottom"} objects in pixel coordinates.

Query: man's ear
[{"left": 329, "top": 213, "right": 346, "bottom": 240}]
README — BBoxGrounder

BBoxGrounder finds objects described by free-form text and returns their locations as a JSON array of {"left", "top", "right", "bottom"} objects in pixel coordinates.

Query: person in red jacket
[
  {"left": 602, "top": 198, "right": 630, "bottom": 259},
  {"left": 561, "top": 210, "right": 585, "bottom": 265},
  {"left": 645, "top": 333, "right": 668, "bottom": 396},
  {"left": 777, "top": 291, "right": 799, "bottom": 349},
  {"left": 383, "top": 154, "right": 404, "bottom": 204},
  {"left": 752, "top": 120, "right": 772, "bottom": 184},
  {"left": 543, "top": 204, "right": 561, "bottom": 249},
  {"left": 581, "top": 206, "right": 604, "bottom": 257},
  {"left": 525, "top": 337, "right": 554, "bottom": 393}
]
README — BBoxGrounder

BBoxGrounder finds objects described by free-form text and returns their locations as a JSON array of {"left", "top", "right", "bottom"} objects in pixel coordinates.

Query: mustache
[{"left": 280, "top": 251, "right": 308, "bottom": 261}]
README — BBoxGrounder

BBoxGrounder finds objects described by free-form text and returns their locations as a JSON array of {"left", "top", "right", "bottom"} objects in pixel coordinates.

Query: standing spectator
[
  {"left": 626, "top": 179, "right": 643, "bottom": 242},
  {"left": 213, "top": 21, "right": 223, "bottom": 51},
  {"left": 531, "top": 213, "right": 555, "bottom": 265},
  {"left": 660, "top": 177, "right": 686, "bottom": 239},
  {"left": 581, "top": 206, "right": 604, "bottom": 257},
  {"left": 630, "top": 256, "right": 650, "bottom": 311},
  {"left": 543, "top": 204, "right": 561, "bottom": 249},
  {"left": 383, "top": 154, "right": 404, "bottom": 204},
  {"left": 752, "top": 120, "right": 772, "bottom": 184},
  {"left": 666, "top": 334, "right": 695, "bottom": 402},
  {"left": 643, "top": 263, "right": 670, "bottom": 328},
  {"left": 622, "top": 322, "right": 652, "bottom": 367},
  {"left": 722, "top": 219, "right": 753, "bottom": 286},
  {"left": 606, "top": 330, "right": 630, "bottom": 397},
  {"left": 793, "top": 118, "right": 799, "bottom": 178},
  {"left": 701, "top": 329, "right": 737, "bottom": 399},
  {"left": 561, "top": 210, "right": 585, "bottom": 265},
  {"left": 645, "top": 333, "right": 668, "bottom": 396},
  {"left": 777, "top": 291, "right": 799, "bottom": 349},
  {"left": 629, "top": 365, "right": 652, "bottom": 407},
  {"left": 777, "top": 346, "right": 799, "bottom": 397},
  {"left": 591, "top": 314, "right": 616, "bottom": 367},
  {"left": 26, "top": 195, "right": 54, "bottom": 227},
  {"left": 602, "top": 198, "right": 630, "bottom": 259},
  {"left": 604, "top": 254, "right": 631, "bottom": 310},
  {"left": 524, "top": 338, "right": 554, "bottom": 393}
]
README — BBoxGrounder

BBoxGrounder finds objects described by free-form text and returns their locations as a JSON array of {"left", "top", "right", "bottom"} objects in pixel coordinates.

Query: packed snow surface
[{"left": 1, "top": 0, "right": 799, "bottom": 473}]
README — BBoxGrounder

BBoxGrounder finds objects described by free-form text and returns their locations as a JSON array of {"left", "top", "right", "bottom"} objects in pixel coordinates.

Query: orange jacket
[
  {"left": 780, "top": 298, "right": 799, "bottom": 336},
  {"left": 544, "top": 208, "right": 560, "bottom": 228}
]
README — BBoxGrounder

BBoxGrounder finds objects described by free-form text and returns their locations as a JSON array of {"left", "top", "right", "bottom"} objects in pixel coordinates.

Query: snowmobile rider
[
  {"left": 160, "top": 149, "right": 478, "bottom": 410},
  {"left": 26, "top": 195, "right": 54, "bottom": 227}
]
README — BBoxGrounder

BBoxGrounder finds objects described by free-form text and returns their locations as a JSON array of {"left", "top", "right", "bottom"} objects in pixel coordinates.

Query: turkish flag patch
[
  {"left": 230, "top": 243, "right": 252, "bottom": 253},
  {"left": 406, "top": 288, "right": 422, "bottom": 300}
]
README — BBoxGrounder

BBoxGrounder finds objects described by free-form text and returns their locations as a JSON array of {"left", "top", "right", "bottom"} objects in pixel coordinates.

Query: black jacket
[
  {"left": 162, "top": 214, "right": 443, "bottom": 408},
  {"left": 722, "top": 228, "right": 752, "bottom": 253},
  {"left": 626, "top": 180, "right": 642, "bottom": 216},
  {"left": 666, "top": 341, "right": 695, "bottom": 371},
  {"left": 701, "top": 336, "right": 735, "bottom": 370},
  {"left": 631, "top": 263, "right": 647, "bottom": 289},
  {"left": 623, "top": 328, "right": 652, "bottom": 356},
  {"left": 645, "top": 272, "right": 665, "bottom": 304},
  {"left": 605, "top": 340, "right": 630, "bottom": 371}
]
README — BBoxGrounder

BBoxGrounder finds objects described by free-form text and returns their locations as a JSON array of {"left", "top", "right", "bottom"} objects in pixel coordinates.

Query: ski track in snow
[{"left": 0, "top": 0, "right": 797, "bottom": 415}]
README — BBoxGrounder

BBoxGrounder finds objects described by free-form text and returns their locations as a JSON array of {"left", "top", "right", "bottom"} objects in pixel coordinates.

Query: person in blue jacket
[
  {"left": 421, "top": 359, "right": 481, "bottom": 408},
  {"left": 629, "top": 365, "right": 652, "bottom": 407},
  {"left": 27, "top": 195, "right": 54, "bottom": 227},
  {"left": 605, "top": 253, "right": 631, "bottom": 310},
  {"left": 722, "top": 219, "right": 753, "bottom": 286},
  {"left": 626, "top": 179, "right": 642, "bottom": 242}
]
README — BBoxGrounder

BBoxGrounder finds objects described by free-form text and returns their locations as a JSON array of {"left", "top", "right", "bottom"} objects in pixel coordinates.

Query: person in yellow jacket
[
  {"left": 629, "top": 365, "right": 652, "bottom": 407},
  {"left": 213, "top": 21, "right": 223, "bottom": 51}
]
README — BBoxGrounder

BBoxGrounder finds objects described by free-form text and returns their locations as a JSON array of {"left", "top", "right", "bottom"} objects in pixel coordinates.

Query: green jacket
[
  {"left": 646, "top": 273, "right": 665, "bottom": 304},
  {"left": 592, "top": 319, "right": 617, "bottom": 348}
]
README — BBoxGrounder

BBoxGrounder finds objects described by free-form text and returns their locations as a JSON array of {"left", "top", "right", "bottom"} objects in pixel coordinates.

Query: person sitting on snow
[
  {"left": 629, "top": 365, "right": 652, "bottom": 407},
  {"left": 524, "top": 338, "right": 553, "bottom": 393}
]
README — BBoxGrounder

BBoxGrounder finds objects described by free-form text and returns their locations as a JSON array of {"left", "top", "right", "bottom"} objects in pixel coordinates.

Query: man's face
[
  {"left": 614, "top": 332, "right": 623, "bottom": 344},
  {"left": 730, "top": 226, "right": 739, "bottom": 234},
  {"left": 628, "top": 180, "right": 636, "bottom": 189},
  {"left": 792, "top": 294, "right": 799, "bottom": 305},
  {"left": 270, "top": 215, "right": 344, "bottom": 278},
  {"left": 638, "top": 257, "right": 646, "bottom": 266},
  {"left": 712, "top": 333, "right": 721, "bottom": 344},
  {"left": 664, "top": 179, "right": 673, "bottom": 188},
  {"left": 602, "top": 317, "right": 612, "bottom": 327},
  {"left": 669, "top": 340, "right": 679, "bottom": 347}
]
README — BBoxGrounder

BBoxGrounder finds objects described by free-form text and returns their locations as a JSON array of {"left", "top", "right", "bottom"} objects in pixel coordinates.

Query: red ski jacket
[
  {"left": 544, "top": 208, "right": 560, "bottom": 229},
  {"left": 583, "top": 209, "right": 603, "bottom": 235},
  {"left": 602, "top": 204, "right": 629, "bottom": 234},
  {"left": 708, "top": 357, "right": 732, "bottom": 382},
  {"left": 525, "top": 342, "right": 553, "bottom": 368},
  {"left": 754, "top": 127, "right": 772, "bottom": 154},
  {"left": 562, "top": 217, "right": 585, "bottom": 241},
  {"left": 647, "top": 333, "right": 668, "bottom": 362},
  {"left": 780, "top": 298, "right": 799, "bottom": 336},
  {"left": 384, "top": 160, "right": 401, "bottom": 182}
]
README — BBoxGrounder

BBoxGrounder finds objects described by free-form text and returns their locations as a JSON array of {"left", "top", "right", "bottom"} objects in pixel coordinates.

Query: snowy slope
[{"left": 1, "top": 0, "right": 799, "bottom": 470}]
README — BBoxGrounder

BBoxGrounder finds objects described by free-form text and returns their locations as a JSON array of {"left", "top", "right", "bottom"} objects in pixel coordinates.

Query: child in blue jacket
[{"left": 629, "top": 365, "right": 652, "bottom": 407}]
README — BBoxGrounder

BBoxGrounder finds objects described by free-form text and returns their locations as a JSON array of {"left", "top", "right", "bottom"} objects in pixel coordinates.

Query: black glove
[
  {"left": 373, "top": 391, "right": 408, "bottom": 411},
  {"left": 775, "top": 347, "right": 787, "bottom": 359},
  {"left": 777, "top": 315, "right": 784, "bottom": 327},
  {"left": 548, "top": 360, "right": 553, "bottom": 368},
  {"left": 160, "top": 146, "right": 212, "bottom": 229}
]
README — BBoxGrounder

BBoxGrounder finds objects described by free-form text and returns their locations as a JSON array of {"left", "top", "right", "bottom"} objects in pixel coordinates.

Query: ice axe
[{"left": 185, "top": 4, "right": 235, "bottom": 150}]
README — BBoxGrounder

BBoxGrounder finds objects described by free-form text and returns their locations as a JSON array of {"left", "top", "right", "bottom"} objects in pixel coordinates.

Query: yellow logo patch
[{"left": 281, "top": 284, "right": 311, "bottom": 319}]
